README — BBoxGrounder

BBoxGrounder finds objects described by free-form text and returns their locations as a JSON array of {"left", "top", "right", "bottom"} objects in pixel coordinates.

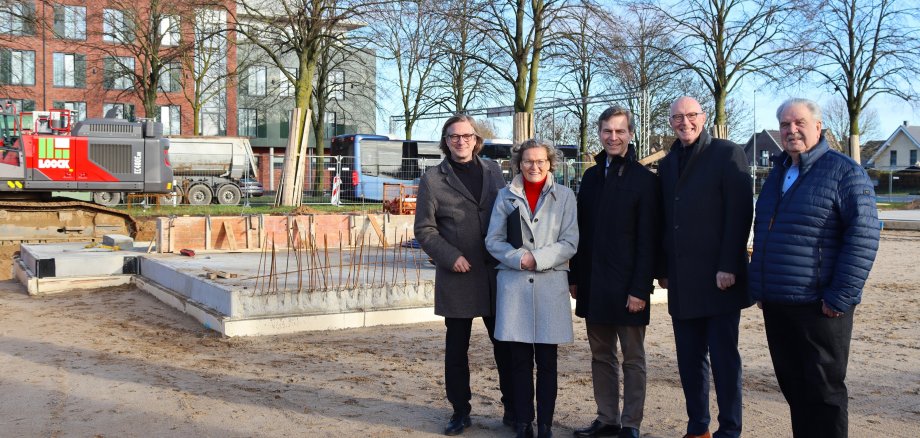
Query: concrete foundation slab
[{"left": 13, "top": 238, "right": 669, "bottom": 336}]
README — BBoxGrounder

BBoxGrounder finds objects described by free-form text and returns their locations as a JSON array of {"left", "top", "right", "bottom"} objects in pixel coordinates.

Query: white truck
[
  {"left": 91, "top": 136, "right": 261, "bottom": 206},
  {"left": 165, "top": 136, "right": 260, "bottom": 205}
]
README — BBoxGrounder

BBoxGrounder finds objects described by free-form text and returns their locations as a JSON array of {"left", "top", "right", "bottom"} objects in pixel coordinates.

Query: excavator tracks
[{"left": 0, "top": 199, "right": 137, "bottom": 280}]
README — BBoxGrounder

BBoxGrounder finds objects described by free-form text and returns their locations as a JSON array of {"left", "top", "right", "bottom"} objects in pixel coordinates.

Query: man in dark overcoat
[
  {"left": 570, "top": 106, "right": 660, "bottom": 438},
  {"left": 414, "top": 114, "right": 514, "bottom": 436},
  {"left": 658, "top": 96, "right": 753, "bottom": 438}
]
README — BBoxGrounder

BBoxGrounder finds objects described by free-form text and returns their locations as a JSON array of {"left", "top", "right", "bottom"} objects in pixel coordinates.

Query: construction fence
[{"left": 123, "top": 155, "right": 919, "bottom": 208}]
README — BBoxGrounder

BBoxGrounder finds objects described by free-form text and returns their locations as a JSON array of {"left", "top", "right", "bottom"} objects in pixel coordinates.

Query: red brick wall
[{"left": 1, "top": 0, "right": 238, "bottom": 136}]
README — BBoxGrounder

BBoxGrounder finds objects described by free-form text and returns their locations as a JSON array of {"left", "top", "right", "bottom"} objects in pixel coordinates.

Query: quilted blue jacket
[{"left": 749, "top": 138, "right": 880, "bottom": 313}]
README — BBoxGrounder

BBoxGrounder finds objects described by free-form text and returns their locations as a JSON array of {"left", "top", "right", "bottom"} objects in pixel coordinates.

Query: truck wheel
[
  {"left": 187, "top": 184, "right": 213, "bottom": 205},
  {"left": 92, "top": 191, "right": 122, "bottom": 206},
  {"left": 216, "top": 184, "right": 242, "bottom": 205}
]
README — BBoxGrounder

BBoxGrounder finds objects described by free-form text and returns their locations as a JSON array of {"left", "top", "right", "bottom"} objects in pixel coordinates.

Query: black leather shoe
[
  {"left": 538, "top": 423, "right": 553, "bottom": 438},
  {"left": 515, "top": 422, "right": 535, "bottom": 438},
  {"left": 444, "top": 413, "right": 471, "bottom": 436},
  {"left": 618, "top": 427, "right": 639, "bottom": 438},
  {"left": 573, "top": 420, "right": 621, "bottom": 437},
  {"left": 503, "top": 412, "right": 516, "bottom": 428}
]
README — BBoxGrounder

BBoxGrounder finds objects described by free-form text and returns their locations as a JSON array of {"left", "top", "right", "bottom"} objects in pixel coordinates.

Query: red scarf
[{"left": 523, "top": 176, "right": 547, "bottom": 214}]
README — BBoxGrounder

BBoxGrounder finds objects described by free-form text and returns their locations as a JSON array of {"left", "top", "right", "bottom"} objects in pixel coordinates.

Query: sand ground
[{"left": 1, "top": 231, "right": 918, "bottom": 437}]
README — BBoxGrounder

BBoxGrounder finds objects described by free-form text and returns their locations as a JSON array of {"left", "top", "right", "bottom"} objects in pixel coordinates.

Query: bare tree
[
  {"left": 649, "top": 0, "right": 800, "bottom": 138},
  {"left": 546, "top": 1, "right": 609, "bottom": 157},
  {"left": 823, "top": 98, "right": 881, "bottom": 151},
  {"left": 177, "top": 8, "right": 241, "bottom": 135},
  {"left": 310, "top": 39, "right": 372, "bottom": 148},
  {"left": 432, "top": 0, "right": 500, "bottom": 113},
  {"left": 366, "top": 0, "right": 446, "bottom": 139},
  {"left": 234, "top": 0, "right": 366, "bottom": 204},
  {"left": 82, "top": 0, "right": 216, "bottom": 119},
  {"left": 800, "top": 0, "right": 920, "bottom": 162},
  {"left": 471, "top": 0, "right": 569, "bottom": 142},
  {"left": 602, "top": 4, "right": 688, "bottom": 155}
]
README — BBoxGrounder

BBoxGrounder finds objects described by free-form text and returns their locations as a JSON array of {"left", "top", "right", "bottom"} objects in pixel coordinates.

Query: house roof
[
  {"left": 742, "top": 129, "right": 782, "bottom": 154},
  {"left": 861, "top": 140, "right": 885, "bottom": 166},
  {"left": 867, "top": 124, "right": 920, "bottom": 165}
]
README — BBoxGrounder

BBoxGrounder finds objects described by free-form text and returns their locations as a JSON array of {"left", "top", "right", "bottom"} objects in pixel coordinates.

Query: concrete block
[{"left": 103, "top": 234, "right": 134, "bottom": 248}]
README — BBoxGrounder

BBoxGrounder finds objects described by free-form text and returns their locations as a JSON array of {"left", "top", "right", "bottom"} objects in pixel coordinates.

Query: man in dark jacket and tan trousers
[
  {"left": 570, "top": 106, "right": 660, "bottom": 438},
  {"left": 415, "top": 114, "right": 514, "bottom": 436},
  {"left": 750, "top": 98, "right": 879, "bottom": 437},
  {"left": 659, "top": 97, "right": 753, "bottom": 438}
]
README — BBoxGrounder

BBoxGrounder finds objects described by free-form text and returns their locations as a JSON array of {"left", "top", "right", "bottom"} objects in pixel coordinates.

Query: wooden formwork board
[{"left": 156, "top": 214, "right": 416, "bottom": 253}]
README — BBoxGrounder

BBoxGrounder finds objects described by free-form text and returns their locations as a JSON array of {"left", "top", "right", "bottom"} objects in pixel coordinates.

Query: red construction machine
[{"left": 0, "top": 104, "right": 174, "bottom": 279}]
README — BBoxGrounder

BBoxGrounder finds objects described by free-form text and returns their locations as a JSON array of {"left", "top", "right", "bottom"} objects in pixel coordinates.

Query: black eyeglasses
[
  {"left": 445, "top": 133, "right": 476, "bottom": 143},
  {"left": 670, "top": 112, "right": 703, "bottom": 122}
]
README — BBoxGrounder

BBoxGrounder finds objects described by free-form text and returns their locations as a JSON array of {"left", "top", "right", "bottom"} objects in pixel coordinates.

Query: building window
[
  {"left": 238, "top": 108, "right": 258, "bottom": 137},
  {"left": 103, "top": 103, "right": 135, "bottom": 120},
  {"left": 159, "top": 105, "right": 181, "bottom": 135},
  {"left": 159, "top": 62, "right": 181, "bottom": 92},
  {"left": 328, "top": 70, "right": 344, "bottom": 100},
  {"left": 911, "top": 150, "right": 918, "bottom": 167},
  {"left": 280, "top": 110, "right": 291, "bottom": 139},
  {"left": 52, "top": 53, "right": 85, "bottom": 88},
  {"left": 159, "top": 15, "right": 180, "bottom": 46},
  {"left": 104, "top": 57, "right": 135, "bottom": 90},
  {"left": 242, "top": 66, "right": 267, "bottom": 96},
  {"left": 280, "top": 67, "right": 297, "bottom": 97},
  {"left": 0, "top": 1, "right": 35, "bottom": 36},
  {"left": 759, "top": 149, "right": 770, "bottom": 167},
  {"left": 52, "top": 101, "right": 87, "bottom": 122},
  {"left": 0, "top": 49, "right": 35, "bottom": 86},
  {"left": 103, "top": 9, "right": 133, "bottom": 43},
  {"left": 889, "top": 150, "right": 897, "bottom": 168},
  {"left": 0, "top": 98, "right": 35, "bottom": 113},
  {"left": 53, "top": 5, "right": 86, "bottom": 40}
]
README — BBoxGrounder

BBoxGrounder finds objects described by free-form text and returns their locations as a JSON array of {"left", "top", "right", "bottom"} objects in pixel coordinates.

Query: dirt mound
[
  {"left": 291, "top": 205, "right": 323, "bottom": 215},
  {"left": 135, "top": 217, "right": 159, "bottom": 241},
  {"left": 905, "top": 199, "right": 920, "bottom": 210}
]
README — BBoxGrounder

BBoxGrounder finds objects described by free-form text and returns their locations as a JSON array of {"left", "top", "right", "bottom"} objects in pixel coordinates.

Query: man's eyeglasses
[
  {"left": 445, "top": 133, "right": 476, "bottom": 143},
  {"left": 522, "top": 159, "right": 549, "bottom": 168},
  {"left": 670, "top": 112, "right": 702, "bottom": 122}
]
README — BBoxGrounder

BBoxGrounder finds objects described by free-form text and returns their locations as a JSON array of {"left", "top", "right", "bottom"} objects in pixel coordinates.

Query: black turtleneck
[
  {"left": 448, "top": 156, "right": 483, "bottom": 203},
  {"left": 677, "top": 139, "right": 698, "bottom": 177}
]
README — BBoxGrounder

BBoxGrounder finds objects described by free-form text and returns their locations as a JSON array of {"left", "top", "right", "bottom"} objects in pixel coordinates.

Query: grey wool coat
[
  {"left": 485, "top": 174, "right": 579, "bottom": 345},
  {"left": 414, "top": 156, "right": 507, "bottom": 318}
]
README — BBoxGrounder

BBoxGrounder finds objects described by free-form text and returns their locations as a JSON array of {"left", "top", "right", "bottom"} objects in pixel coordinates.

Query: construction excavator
[{"left": 0, "top": 103, "right": 174, "bottom": 279}]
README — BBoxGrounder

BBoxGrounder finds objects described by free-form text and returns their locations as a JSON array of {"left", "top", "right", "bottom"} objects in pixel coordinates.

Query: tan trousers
[{"left": 586, "top": 323, "right": 647, "bottom": 429}]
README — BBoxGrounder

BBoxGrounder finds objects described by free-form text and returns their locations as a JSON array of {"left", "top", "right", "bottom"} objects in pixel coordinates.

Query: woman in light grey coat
[{"left": 485, "top": 139, "right": 578, "bottom": 438}]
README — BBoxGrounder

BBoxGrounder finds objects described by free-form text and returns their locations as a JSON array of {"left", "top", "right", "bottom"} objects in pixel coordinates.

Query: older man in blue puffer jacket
[{"left": 750, "top": 98, "right": 879, "bottom": 438}]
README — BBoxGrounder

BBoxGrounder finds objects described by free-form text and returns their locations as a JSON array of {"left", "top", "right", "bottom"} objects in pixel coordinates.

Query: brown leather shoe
[{"left": 681, "top": 432, "right": 711, "bottom": 438}]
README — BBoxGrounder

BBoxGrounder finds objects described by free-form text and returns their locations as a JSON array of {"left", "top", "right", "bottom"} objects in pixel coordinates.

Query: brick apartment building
[{"left": 0, "top": 1, "right": 375, "bottom": 190}]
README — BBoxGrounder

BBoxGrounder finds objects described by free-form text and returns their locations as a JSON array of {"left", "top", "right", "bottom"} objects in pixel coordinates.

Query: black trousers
[
  {"left": 509, "top": 342, "right": 558, "bottom": 426},
  {"left": 763, "top": 301, "right": 853, "bottom": 438},
  {"left": 444, "top": 317, "right": 514, "bottom": 416},
  {"left": 672, "top": 311, "right": 743, "bottom": 438}
]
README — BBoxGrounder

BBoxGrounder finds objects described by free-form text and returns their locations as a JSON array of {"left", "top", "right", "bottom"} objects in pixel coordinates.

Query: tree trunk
[
  {"left": 513, "top": 112, "right": 533, "bottom": 145},
  {"left": 849, "top": 133, "right": 861, "bottom": 164},
  {"left": 849, "top": 110, "right": 861, "bottom": 162}
]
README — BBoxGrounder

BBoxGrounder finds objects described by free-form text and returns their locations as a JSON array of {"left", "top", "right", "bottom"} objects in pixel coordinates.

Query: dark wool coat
[
  {"left": 750, "top": 138, "right": 880, "bottom": 313},
  {"left": 414, "top": 156, "right": 506, "bottom": 318},
  {"left": 660, "top": 131, "right": 754, "bottom": 319},
  {"left": 571, "top": 148, "right": 660, "bottom": 326}
]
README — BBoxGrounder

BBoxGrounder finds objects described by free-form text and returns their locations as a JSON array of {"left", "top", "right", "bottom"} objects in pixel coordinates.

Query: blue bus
[{"left": 330, "top": 134, "right": 441, "bottom": 200}]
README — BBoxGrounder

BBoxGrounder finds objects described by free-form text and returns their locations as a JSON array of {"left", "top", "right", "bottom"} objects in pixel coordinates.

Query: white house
[{"left": 866, "top": 122, "right": 920, "bottom": 170}]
